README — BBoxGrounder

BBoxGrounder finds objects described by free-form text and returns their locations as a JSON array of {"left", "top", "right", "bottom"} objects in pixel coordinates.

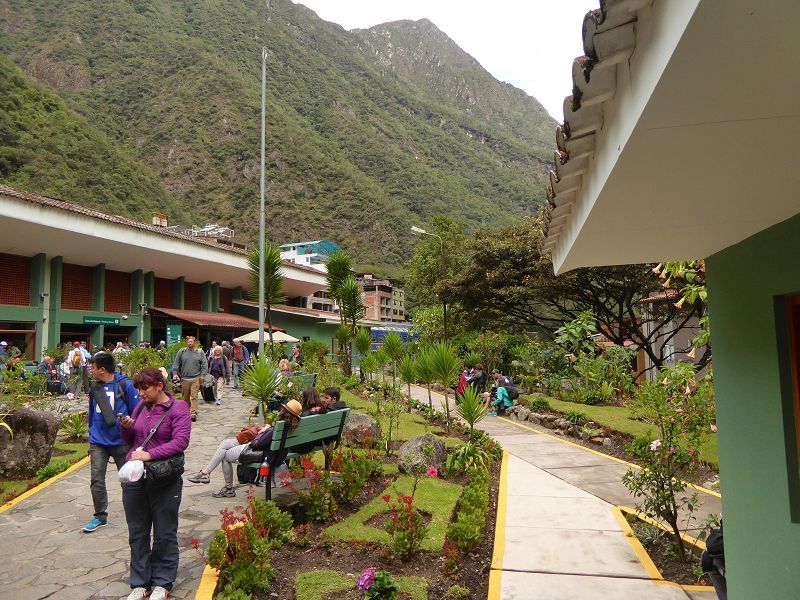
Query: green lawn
[
  {"left": 0, "top": 440, "right": 88, "bottom": 503},
  {"left": 342, "top": 390, "right": 463, "bottom": 448},
  {"left": 326, "top": 475, "right": 462, "bottom": 551},
  {"left": 295, "top": 570, "right": 427, "bottom": 600},
  {"left": 523, "top": 395, "right": 719, "bottom": 468}
]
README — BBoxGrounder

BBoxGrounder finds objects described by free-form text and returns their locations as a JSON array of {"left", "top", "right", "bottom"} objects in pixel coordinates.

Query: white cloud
[{"left": 297, "top": 0, "right": 598, "bottom": 121}]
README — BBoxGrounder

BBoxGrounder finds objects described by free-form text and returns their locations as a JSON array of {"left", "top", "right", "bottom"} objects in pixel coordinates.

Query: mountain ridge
[{"left": 0, "top": 0, "right": 555, "bottom": 271}]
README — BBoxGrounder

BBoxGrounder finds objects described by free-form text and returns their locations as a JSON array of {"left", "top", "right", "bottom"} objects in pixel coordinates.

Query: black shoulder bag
[{"left": 135, "top": 402, "right": 185, "bottom": 488}]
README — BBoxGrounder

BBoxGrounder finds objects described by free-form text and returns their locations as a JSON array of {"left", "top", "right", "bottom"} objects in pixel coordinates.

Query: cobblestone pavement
[{"left": 0, "top": 385, "right": 256, "bottom": 600}]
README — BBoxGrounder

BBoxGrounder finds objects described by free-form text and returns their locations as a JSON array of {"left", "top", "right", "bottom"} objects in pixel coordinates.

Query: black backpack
[
  {"left": 237, "top": 463, "right": 259, "bottom": 485},
  {"left": 502, "top": 376, "right": 520, "bottom": 400}
]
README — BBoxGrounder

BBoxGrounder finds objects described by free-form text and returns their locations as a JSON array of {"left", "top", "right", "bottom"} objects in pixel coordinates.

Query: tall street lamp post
[
  {"left": 258, "top": 46, "right": 267, "bottom": 363},
  {"left": 410, "top": 226, "right": 447, "bottom": 344}
]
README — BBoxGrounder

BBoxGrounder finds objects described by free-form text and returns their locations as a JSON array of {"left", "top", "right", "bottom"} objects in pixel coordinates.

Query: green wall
[{"left": 706, "top": 212, "right": 800, "bottom": 597}]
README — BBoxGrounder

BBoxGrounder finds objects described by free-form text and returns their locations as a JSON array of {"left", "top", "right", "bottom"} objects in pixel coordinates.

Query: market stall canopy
[
  {"left": 237, "top": 329, "right": 299, "bottom": 343},
  {"left": 150, "top": 307, "right": 283, "bottom": 331}
]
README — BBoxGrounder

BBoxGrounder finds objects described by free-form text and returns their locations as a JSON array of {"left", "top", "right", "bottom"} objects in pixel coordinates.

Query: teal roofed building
[{"left": 279, "top": 240, "right": 341, "bottom": 272}]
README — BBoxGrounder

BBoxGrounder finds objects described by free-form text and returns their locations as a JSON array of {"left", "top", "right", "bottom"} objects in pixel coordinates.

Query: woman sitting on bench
[{"left": 187, "top": 399, "right": 303, "bottom": 498}]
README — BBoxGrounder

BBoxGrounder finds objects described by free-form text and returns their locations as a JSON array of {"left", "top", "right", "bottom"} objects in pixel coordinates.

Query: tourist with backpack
[
  {"left": 83, "top": 351, "right": 140, "bottom": 533},
  {"left": 171, "top": 336, "right": 208, "bottom": 422},
  {"left": 485, "top": 368, "right": 518, "bottom": 416},
  {"left": 231, "top": 339, "right": 250, "bottom": 388},
  {"left": 67, "top": 341, "right": 87, "bottom": 395}
]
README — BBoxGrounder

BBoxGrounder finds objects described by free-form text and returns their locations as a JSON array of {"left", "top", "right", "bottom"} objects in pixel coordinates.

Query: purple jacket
[{"left": 120, "top": 392, "right": 191, "bottom": 461}]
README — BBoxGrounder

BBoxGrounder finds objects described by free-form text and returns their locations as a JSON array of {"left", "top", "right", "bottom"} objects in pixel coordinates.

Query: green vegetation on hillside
[
  {"left": 0, "top": 54, "right": 186, "bottom": 220},
  {"left": 0, "top": 0, "right": 554, "bottom": 270}
]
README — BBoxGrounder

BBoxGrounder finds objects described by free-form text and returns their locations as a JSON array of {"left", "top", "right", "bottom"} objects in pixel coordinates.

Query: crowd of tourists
[
  {"left": 60, "top": 337, "right": 334, "bottom": 600},
  {"left": 455, "top": 362, "right": 518, "bottom": 416}
]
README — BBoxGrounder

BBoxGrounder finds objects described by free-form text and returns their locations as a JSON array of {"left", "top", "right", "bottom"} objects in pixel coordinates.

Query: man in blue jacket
[{"left": 83, "top": 351, "right": 140, "bottom": 533}]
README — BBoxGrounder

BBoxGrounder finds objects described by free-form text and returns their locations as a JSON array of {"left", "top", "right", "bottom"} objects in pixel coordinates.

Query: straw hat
[{"left": 282, "top": 399, "right": 303, "bottom": 418}]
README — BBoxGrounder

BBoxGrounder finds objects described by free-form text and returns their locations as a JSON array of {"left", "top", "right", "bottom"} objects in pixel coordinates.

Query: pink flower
[
  {"left": 675, "top": 408, "right": 684, "bottom": 414},
  {"left": 649, "top": 439, "right": 662, "bottom": 451},
  {"left": 427, "top": 466, "right": 439, "bottom": 478},
  {"left": 710, "top": 424, "right": 718, "bottom": 433},
  {"left": 688, "top": 449, "right": 696, "bottom": 457},
  {"left": 66, "top": 392, "right": 75, "bottom": 400},
  {"left": 383, "top": 478, "right": 390, "bottom": 485},
  {"left": 357, "top": 567, "right": 376, "bottom": 591},
  {"left": 668, "top": 447, "right": 676, "bottom": 455}
]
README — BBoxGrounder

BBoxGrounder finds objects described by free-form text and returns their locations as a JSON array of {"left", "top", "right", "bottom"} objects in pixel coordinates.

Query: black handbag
[
  {"left": 238, "top": 446, "right": 265, "bottom": 464},
  {"left": 135, "top": 402, "right": 185, "bottom": 487}
]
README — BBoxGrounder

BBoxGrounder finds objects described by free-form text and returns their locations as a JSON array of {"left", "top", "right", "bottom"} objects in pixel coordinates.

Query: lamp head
[{"left": 410, "top": 226, "right": 427, "bottom": 235}]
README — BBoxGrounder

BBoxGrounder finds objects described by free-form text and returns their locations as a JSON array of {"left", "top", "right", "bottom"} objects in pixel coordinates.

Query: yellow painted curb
[
  {"left": 487, "top": 568, "right": 502, "bottom": 600},
  {"left": 194, "top": 564, "right": 219, "bottom": 600},
  {"left": 611, "top": 505, "right": 663, "bottom": 581},
  {"left": 499, "top": 417, "right": 722, "bottom": 498},
  {"left": 0, "top": 455, "right": 90, "bottom": 514},
  {"left": 616, "top": 505, "right": 707, "bottom": 551},
  {"left": 490, "top": 450, "right": 509, "bottom": 572},
  {"left": 682, "top": 584, "right": 717, "bottom": 592}
]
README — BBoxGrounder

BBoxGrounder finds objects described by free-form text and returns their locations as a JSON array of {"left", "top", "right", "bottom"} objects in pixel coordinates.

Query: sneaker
[
  {"left": 187, "top": 471, "right": 210, "bottom": 484},
  {"left": 127, "top": 588, "right": 148, "bottom": 600},
  {"left": 489, "top": 411, "right": 497, "bottom": 417},
  {"left": 212, "top": 486, "right": 235, "bottom": 498},
  {"left": 150, "top": 586, "right": 169, "bottom": 600},
  {"left": 215, "top": 400, "right": 221, "bottom": 406},
  {"left": 82, "top": 517, "right": 107, "bottom": 532},
  {"left": 191, "top": 415, "right": 197, "bottom": 422}
]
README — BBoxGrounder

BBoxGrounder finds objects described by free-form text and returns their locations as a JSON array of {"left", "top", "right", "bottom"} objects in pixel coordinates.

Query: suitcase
[{"left": 201, "top": 382, "right": 216, "bottom": 403}]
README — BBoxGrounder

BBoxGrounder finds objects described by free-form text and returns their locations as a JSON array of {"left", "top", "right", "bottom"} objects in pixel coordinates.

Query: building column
[
  {"left": 130, "top": 270, "right": 143, "bottom": 344},
  {"left": 92, "top": 263, "right": 105, "bottom": 312},
  {"left": 29, "top": 253, "right": 47, "bottom": 358},
  {"left": 90, "top": 325, "right": 104, "bottom": 352},
  {"left": 211, "top": 282, "right": 220, "bottom": 312},
  {"left": 201, "top": 281, "right": 212, "bottom": 312},
  {"left": 173, "top": 277, "right": 184, "bottom": 309},
  {"left": 47, "top": 256, "right": 63, "bottom": 347},
  {"left": 144, "top": 271, "right": 155, "bottom": 343}
]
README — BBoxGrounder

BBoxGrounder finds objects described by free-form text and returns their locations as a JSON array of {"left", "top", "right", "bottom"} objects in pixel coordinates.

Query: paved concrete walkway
[
  {"left": 409, "top": 384, "right": 720, "bottom": 600},
  {"left": 0, "top": 385, "right": 256, "bottom": 600}
]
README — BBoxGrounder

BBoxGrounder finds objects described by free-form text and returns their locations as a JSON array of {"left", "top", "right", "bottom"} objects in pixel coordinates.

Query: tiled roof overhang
[
  {"left": 150, "top": 307, "right": 283, "bottom": 331},
  {"left": 540, "top": 0, "right": 651, "bottom": 255}
]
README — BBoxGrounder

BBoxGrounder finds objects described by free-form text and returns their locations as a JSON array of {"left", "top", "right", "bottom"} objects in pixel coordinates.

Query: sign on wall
[
  {"left": 83, "top": 316, "right": 120, "bottom": 325},
  {"left": 166, "top": 323, "right": 182, "bottom": 347}
]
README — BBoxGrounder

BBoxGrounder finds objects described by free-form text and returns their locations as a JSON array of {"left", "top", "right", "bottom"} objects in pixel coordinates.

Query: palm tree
[
  {"left": 247, "top": 243, "right": 286, "bottom": 355},
  {"left": 415, "top": 347, "right": 436, "bottom": 410},
  {"left": 381, "top": 331, "right": 404, "bottom": 393},
  {"left": 239, "top": 360, "right": 281, "bottom": 419},
  {"left": 373, "top": 347, "right": 389, "bottom": 386},
  {"left": 354, "top": 327, "right": 373, "bottom": 381},
  {"left": 360, "top": 352, "right": 377, "bottom": 383},
  {"left": 337, "top": 275, "right": 365, "bottom": 375},
  {"left": 455, "top": 386, "right": 487, "bottom": 440},
  {"left": 397, "top": 353, "right": 416, "bottom": 405},
  {"left": 325, "top": 251, "right": 353, "bottom": 312},
  {"left": 429, "top": 342, "right": 460, "bottom": 433}
]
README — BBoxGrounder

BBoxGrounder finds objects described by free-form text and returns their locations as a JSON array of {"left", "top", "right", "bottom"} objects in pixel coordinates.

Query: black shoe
[
  {"left": 191, "top": 415, "right": 197, "bottom": 422},
  {"left": 212, "top": 486, "right": 235, "bottom": 498}
]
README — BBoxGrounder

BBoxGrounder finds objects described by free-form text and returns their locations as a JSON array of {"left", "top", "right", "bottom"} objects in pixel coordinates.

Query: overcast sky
[{"left": 297, "top": 0, "right": 598, "bottom": 121}]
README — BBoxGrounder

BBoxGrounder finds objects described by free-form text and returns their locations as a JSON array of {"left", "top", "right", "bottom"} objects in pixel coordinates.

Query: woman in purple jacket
[{"left": 119, "top": 368, "right": 191, "bottom": 600}]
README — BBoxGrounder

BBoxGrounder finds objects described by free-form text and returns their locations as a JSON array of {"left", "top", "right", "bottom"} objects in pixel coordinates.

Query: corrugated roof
[
  {"left": 540, "top": 0, "right": 651, "bottom": 255},
  {"left": 150, "top": 307, "right": 284, "bottom": 330}
]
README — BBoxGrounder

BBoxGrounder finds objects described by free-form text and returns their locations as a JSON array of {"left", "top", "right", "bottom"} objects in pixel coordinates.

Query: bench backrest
[
  {"left": 289, "top": 373, "right": 317, "bottom": 389},
  {"left": 270, "top": 408, "right": 350, "bottom": 452}
]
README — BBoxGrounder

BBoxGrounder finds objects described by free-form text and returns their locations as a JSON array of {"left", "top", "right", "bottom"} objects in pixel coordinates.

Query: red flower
[
  {"left": 381, "top": 494, "right": 391, "bottom": 503},
  {"left": 190, "top": 538, "right": 200, "bottom": 550}
]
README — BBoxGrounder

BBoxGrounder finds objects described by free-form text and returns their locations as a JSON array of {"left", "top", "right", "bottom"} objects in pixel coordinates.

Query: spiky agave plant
[
  {"left": 397, "top": 353, "right": 416, "bottom": 408},
  {"left": 414, "top": 347, "right": 436, "bottom": 410},
  {"left": 455, "top": 386, "right": 487, "bottom": 440},
  {"left": 429, "top": 342, "right": 460, "bottom": 433}
]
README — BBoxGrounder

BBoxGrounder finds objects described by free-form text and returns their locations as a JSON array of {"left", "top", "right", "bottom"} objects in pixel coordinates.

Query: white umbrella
[{"left": 237, "top": 329, "right": 299, "bottom": 344}]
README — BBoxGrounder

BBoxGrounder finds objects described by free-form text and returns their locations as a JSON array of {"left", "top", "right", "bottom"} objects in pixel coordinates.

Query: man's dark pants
[
  {"left": 122, "top": 477, "right": 182, "bottom": 590},
  {"left": 89, "top": 443, "right": 130, "bottom": 522}
]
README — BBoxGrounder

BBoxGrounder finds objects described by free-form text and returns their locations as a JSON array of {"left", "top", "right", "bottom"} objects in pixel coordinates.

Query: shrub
[
  {"left": 35, "top": 458, "right": 71, "bottom": 483},
  {"left": 454, "top": 387, "right": 486, "bottom": 440},
  {"left": 61, "top": 412, "right": 88, "bottom": 440},
  {"left": 330, "top": 447, "right": 383, "bottom": 504},
  {"left": 383, "top": 492, "right": 428, "bottom": 559},
  {"left": 246, "top": 494, "right": 293, "bottom": 547},
  {"left": 442, "top": 585, "right": 471, "bottom": 599},
  {"left": 447, "top": 466, "right": 490, "bottom": 552},
  {"left": 621, "top": 362, "right": 715, "bottom": 560},
  {"left": 529, "top": 398, "right": 550, "bottom": 412},
  {"left": 300, "top": 339, "right": 329, "bottom": 363},
  {"left": 447, "top": 442, "right": 489, "bottom": 475},
  {"left": 287, "top": 457, "right": 338, "bottom": 522},
  {"left": 563, "top": 410, "right": 587, "bottom": 425},
  {"left": 635, "top": 522, "right": 664, "bottom": 548},
  {"left": 358, "top": 567, "right": 399, "bottom": 600}
]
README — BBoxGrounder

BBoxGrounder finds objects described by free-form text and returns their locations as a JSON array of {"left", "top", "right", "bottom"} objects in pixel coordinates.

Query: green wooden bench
[{"left": 242, "top": 408, "right": 350, "bottom": 500}]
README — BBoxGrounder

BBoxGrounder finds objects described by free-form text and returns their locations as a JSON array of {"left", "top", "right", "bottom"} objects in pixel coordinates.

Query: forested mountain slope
[{"left": 0, "top": 0, "right": 555, "bottom": 270}]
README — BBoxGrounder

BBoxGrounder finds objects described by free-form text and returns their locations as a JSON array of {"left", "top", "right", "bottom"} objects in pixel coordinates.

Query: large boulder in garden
[
  {"left": 398, "top": 433, "right": 447, "bottom": 475},
  {"left": 342, "top": 413, "right": 381, "bottom": 448},
  {"left": 0, "top": 406, "right": 61, "bottom": 478}
]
